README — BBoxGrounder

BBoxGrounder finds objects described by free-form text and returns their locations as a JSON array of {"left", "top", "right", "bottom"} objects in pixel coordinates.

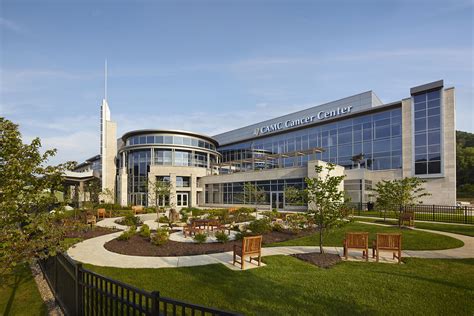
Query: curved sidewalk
[{"left": 67, "top": 218, "right": 474, "bottom": 270}]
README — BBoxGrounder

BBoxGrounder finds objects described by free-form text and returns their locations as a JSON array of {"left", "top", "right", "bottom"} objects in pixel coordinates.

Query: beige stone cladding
[
  {"left": 103, "top": 120, "right": 117, "bottom": 202},
  {"left": 421, "top": 87, "right": 456, "bottom": 205},
  {"left": 401, "top": 98, "right": 413, "bottom": 178},
  {"left": 148, "top": 165, "right": 209, "bottom": 209}
]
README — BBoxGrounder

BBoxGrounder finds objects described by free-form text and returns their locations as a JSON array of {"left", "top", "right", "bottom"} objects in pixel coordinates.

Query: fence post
[
  {"left": 432, "top": 204, "right": 435, "bottom": 221},
  {"left": 465, "top": 206, "right": 468, "bottom": 224},
  {"left": 75, "top": 262, "right": 83, "bottom": 316},
  {"left": 151, "top": 291, "right": 160, "bottom": 315}
]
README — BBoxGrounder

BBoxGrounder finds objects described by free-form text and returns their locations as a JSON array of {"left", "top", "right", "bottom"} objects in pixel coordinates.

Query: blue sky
[{"left": 1, "top": 0, "right": 473, "bottom": 165}]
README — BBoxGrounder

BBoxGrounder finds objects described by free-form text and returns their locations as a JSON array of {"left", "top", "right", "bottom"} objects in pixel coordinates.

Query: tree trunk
[{"left": 319, "top": 226, "right": 324, "bottom": 254}]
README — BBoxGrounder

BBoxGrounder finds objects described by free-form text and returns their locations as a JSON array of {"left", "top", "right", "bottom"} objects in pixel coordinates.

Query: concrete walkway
[{"left": 67, "top": 215, "right": 474, "bottom": 270}]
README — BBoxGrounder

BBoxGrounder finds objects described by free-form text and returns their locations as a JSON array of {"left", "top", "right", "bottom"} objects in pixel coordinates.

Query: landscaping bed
[
  {"left": 291, "top": 252, "right": 341, "bottom": 268},
  {"left": 104, "top": 229, "right": 316, "bottom": 257},
  {"left": 65, "top": 226, "right": 119, "bottom": 240}
]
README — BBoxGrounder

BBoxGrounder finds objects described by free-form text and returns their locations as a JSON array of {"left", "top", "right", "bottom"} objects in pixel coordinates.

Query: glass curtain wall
[{"left": 219, "top": 108, "right": 402, "bottom": 171}]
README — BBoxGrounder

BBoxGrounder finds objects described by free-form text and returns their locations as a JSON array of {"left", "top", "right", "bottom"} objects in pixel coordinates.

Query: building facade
[{"left": 74, "top": 80, "right": 456, "bottom": 209}]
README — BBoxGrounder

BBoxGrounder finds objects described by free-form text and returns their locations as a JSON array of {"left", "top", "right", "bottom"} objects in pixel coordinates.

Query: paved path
[{"left": 67, "top": 215, "right": 474, "bottom": 270}]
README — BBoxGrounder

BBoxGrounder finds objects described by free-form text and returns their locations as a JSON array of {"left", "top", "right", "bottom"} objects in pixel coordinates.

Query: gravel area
[{"left": 30, "top": 262, "right": 63, "bottom": 316}]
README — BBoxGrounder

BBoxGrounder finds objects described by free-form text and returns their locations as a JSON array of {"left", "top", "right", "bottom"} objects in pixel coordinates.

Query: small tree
[
  {"left": 148, "top": 177, "right": 173, "bottom": 213},
  {"left": 284, "top": 186, "right": 305, "bottom": 206},
  {"left": 243, "top": 182, "right": 266, "bottom": 216},
  {"left": 0, "top": 117, "right": 74, "bottom": 278},
  {"left": 371, "top": 177, "right": 430, "bottom": 227},
  {"left": 305, "top": 163, "right": 347, "bottom": 254}
]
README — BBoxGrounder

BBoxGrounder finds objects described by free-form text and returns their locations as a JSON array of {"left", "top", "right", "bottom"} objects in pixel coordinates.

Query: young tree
[
  {"left": 284, "top": 186, "right": 305, "bottom": 206},
  {"left": 371, "top": 177, "right": 430, "bottom": 227},
  {"left": 243, "top": 182, "right": 266, "bottom": 216},
  {"left": 0, "top": 117, "right": 73, "bottom": 277},
  {"left": 305, "top": 163, "right": 347, "bottom": 254},
  {"left": 148, "top": 177, "right": 173, "bottom": 212}
]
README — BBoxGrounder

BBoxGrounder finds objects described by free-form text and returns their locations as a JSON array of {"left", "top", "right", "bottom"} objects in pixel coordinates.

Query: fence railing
[
  {"left": 348, "top": 202, "right": 474, "bottom": 224},
  {"left": 39, "top": 253, "right": 240, "bottom": 316}
]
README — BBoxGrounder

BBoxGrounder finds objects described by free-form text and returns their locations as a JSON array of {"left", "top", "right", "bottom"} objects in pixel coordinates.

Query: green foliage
[
  {"left": 243, "top": 182, "right": 266, "bottom": 206},
  {"left": 117, "top": 214, "right": 143, "bottom": 226},
  {"left": 261, "top": 210, "right": 279, "bottom": 221},
  {"left": 285, "top": 213, "right": 309, "bottom": 233},
  {"left": 96, "top": 203, "right": 124, "bottom": 211},
  {"left": 272, "top": 222, "right": 285, "bottom": 232},
  {"left": 179, "top": 209, "right": 190, "bottom": 222},
  {"left": 305, "top": 163, "right": 348, "bottom": 253},
  {"left": 215, "top": 231, "right": 229, "bottom": 243},
  {"left": 139, "top": 224, "right": 151, "bottom": 238},
  {"left": 0, "top": 117, "right": 75, "bottom": 276},
  {"left": 248, "top": 218, "right": 272, "bottom": 235},
  {"left": 284, "top": 186, "right": 305, "bottom": 206},
  {"left": 150, "top": 228, "right": 169, "bottom": 246},
  {"left": 193, "top": 233, "right": 208, "bottom": 244},
  {"left": 371, "top": 177, "right": 431, "bottom": 225},
  {"left": 457, "top": 130, "right": 474, "bottom": 197},
  {"left": 157, "top": 216, "right": 170, "bottom": 224},
  {"left": 148, "top": 178, "right": 173, "bottom": 210},
  {"left": 117, "top": 227, "right": 136, "bottom": 241}
]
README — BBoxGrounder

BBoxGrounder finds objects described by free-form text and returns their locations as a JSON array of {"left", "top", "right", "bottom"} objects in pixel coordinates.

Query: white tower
[{"left": 100, "top": 60, "right": 117, "bottom": 197}]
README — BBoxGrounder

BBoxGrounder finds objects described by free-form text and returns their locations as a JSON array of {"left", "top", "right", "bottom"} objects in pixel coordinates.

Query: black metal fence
[
  {"left": 39, "top": 253, "right": 240, "bottom": 316},
  {"left": 349, "top": 202, "right": 474, "bottom": 224}
]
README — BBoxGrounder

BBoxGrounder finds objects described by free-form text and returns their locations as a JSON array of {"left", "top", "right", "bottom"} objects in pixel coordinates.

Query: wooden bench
[
  {"left": 233, "top": 235, "right": 262, "bottom": 270},
  {"left": 399, "top": 211, "right": 415, "bottom": 227},
  {"left": 372, "top": 233, "right": 402, "bottom": 264},
  {"left": 183, "top": 222, "right": 201, "bottom": 238},
  {"left": 132, "top": 205, "right": 144, "bottom": 215},
  {"left": 97, "top": 208, "right": 111, "bottom": 219},
  {"left": 343, "top": 232, "right": 369, "bottom": 261},
  {"left": 228, "top": 207, "right": 238, "bottom": 213}
]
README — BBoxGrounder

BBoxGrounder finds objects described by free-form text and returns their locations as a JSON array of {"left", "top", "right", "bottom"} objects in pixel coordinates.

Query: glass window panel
[
  {"left": 428, "top": 115, "right": 440, "bottom": 130},
  {"left": 428, "top": 161, "right": 441, "bottom": 174},
  {"left": 192, "top": 138, "right": 198, "bottom": 147},
  {"left": 155, "top": 136, "right": 163, "bottom": 144},
  {"left": 415, "top": 134, "right": 426, "bottom": 146},
  {"left": 338, "top": 145, "right": 352, "bottom": 157},
  {"left": 391, "top": 155, "right": 402, "bottom": 169},
  {"left": 428, "top": 153, "right": 441, "bottom": 161},
  {"left": 391, "top": 137, "right": 402, "bottom": 151},
  {"left": 428, "top": 144, "right": 441, "bottom": 153},
  {"left": 363, "top": 128, "right": 372, "bottom": 141},
  {"left": 414, "top": 102, "right": 426, "bottom": 112},
  {"left": 415, "top": 154, "right": 427, "bottom": 162},
  {"left": 415, "top": 118, "right": 426, "bottom": 131},
  {"left": 428, "top": 99, "right": 440, "bottom": 109},
  {"left": 415, "top": 146, "right": 427, "bottom": 155},
  {"left": 330, "top": 147, "right": 337, "bottom": 158},
  {"left": 373, "top": 139, "right": 391, "bottom": 153},
  {"left": 375, "top": 118, "right": 390, "bottom": 127},
  {"left": 391, "top": 124, "right": 401, "bottom": 136},
  {"left": 139, "top": 136, "right": 146, "bottom": 144},
  {"left": 413, "top": 94, "right": 426, "bottom": 103},
  {"left": 375, "top": 126, "right": 391, "bottom": 139},
  {"left": 164, "top": 136, "right": 173, "bottom": 144},
  {"left": 338, "top": 132, "right": 351, "bottom": 145},
  {"left": 428, "top": 131, "right": 441, "bottom": 145},
  {"left": 415, "top": 162, "right": 427, "bottom": 175},
  {"left": 373, "top": 112, "right": 390, "bottom": 121},
  {"left": 414, "top": 110, "right": 425, "bottom": 119},
  {"left": 354, "top": 143, "right": 362, "bottom": 155},
  {"left": 146, "top": 136, "right": 154, "bottom": 143},
  {"left": 427, "top": 90, "right": 440, "bottom": 100},
  {"left": 173, "top": 136, "right": 183, "bottom": 145},
  {"left": 428, "top": 107, "right": 440, "bottom": 116}
]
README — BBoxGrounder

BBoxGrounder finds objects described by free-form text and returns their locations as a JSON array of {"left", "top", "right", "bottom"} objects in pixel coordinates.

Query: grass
[
  {"left": 85, "top": 256, "right": 474, "bottom": 316},
  {"left": 355, "top": 217, "right": 474, "bottom": 237},
  {"left": 359, "top": 210, "right": 474, "bottom": 224},
  {"left": 267, "top": 222, "right": 464, "bottom": 250},
  {"left": 0, "top": 264, "right": 47, "bottom": 316}
]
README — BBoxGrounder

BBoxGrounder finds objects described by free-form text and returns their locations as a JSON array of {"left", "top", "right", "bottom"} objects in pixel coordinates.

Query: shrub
[
  {"left": 215, "top": 231, "right": 229, "bottom": 243},
  {"left": 117, "top": 214, "right": 142, "bottom": 226},
  {"left": 151, "top": 228, "right": 169, "bottom": 246},
  {"left": 179, "top": 209, "right": 190, "bottom": 222},
  {"left": 193, "top": 233, "right": 207, "bottom": 244},
  {"left": 262, "top": 210, "right": 279, "bottom": 221},
  {"left": 117, "top": 226, "right": 136, "bottom": 241},
  {"left": 157, "top": 216, "right": 170, "bottom": 224},
  {"left": 235, "top": 231, "right": 251, "bottom": 241},
  {"left": 272, "top": 222, "right": 285, "bottom": 232},
  {"left": 237, "top": 207, "right": 255, "bottom": 214},
  {"left": 286, "top": 213, "right": 308, "bottom": 233},
  {"left": 248, "top": 218, "right": 272, "bottom": 235},
  {"left": 139, "top": 224, "right": 151, "bottom": 238},
  {"left": 144, "top": 207, "right": 156, "bottom": 213}
]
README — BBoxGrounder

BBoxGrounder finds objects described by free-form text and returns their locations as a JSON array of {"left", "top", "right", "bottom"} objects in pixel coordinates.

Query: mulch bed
[
  {"left": 291, "top": 252, "right": 341, "bottom": 268},
  {"left": 104, "top": 229, "right": 316, "bottom": 257},
  {"left": 65, "top": 226, "right": 119, "bottom": 240}
]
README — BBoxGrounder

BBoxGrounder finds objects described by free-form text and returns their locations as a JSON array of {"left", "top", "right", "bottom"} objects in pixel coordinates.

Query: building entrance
[{"left": 270, "top": 191, "right": 284, "bottom": 210}]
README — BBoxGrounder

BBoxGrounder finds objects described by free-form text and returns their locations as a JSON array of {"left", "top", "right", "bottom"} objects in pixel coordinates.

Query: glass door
[
  {"left": 271, "top": 191, "right": 284, "bottom": 210},
  {"left": 177, "top": 193, "right": 189, "bottom": 207}
]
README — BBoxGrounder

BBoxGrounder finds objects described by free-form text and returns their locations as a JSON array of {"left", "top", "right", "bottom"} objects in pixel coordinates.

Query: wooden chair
[
  {"left": 183, "top": 222, "right": 201, "bottom": 238},
  {"left": 372, "top": 233, "right": 402, "bottom": 264},
  {"left": 97, "top": 208, "right": 108, "bottom": 219},
  {"left": 399, "top": 211, "right": 415, "bottom": 227},
  {"left": 343, "top": 232, "right": 369, "bottom": 261},
  {"left": 233, "top": 235, "right": 262, "bottom": 270},
  {"left": 132, "top": 205, "right": 144, "bottom": 215},
  {"left": 86, "top": 214, "right": 96, "bottom": 227}
]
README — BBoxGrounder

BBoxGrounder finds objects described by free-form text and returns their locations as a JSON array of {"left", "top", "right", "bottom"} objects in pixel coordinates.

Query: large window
[
  {"left": 413, "top": 89, "right": 442, "bottom": 175},
  {"left": 126, "top": 134, "right": 216, "bottom": 150},
  {"left": 219, "top": 108, "right": 402, "bottom": 171}
]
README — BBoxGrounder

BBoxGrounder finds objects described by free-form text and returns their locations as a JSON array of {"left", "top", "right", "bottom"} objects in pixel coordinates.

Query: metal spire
[{"left": 104, "top": 59, "right": 108, "bottom": 101}]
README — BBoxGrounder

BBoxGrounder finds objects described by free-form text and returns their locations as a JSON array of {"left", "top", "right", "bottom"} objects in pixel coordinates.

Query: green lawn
[
  {"left": 355, "top": 217, "right": 474, "bottom": 237},
  {"left": 267, "top": 222, "right": 464, "bottom": 250},
  {"left": 86, "top": 256, "right": 474, "bottom": 315},
  {"left": 0, "top": 265, "right": 47, "bottom": 316},
  {"left": 356, "top": 210, "right": 474, "bottom": 224}
]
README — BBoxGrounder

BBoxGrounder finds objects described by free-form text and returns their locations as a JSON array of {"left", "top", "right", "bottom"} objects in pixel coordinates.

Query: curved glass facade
[
  {"left": 126, "top": 134, "right": 216, "bottom": 151},
  {"left": 120, "top": 131, "right": 220, "bottom": 206},
  {"left": 219, "top": 107, "right": 402, "bottom": 171}
]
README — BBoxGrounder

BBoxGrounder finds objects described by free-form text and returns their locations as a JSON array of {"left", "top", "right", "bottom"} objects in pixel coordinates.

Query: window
[
  {"left": 176, "top": 176, "right": 190, "bottom": 187},
  {"left": 413, "top": 89, "right": 442, "bottom": 175}
]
